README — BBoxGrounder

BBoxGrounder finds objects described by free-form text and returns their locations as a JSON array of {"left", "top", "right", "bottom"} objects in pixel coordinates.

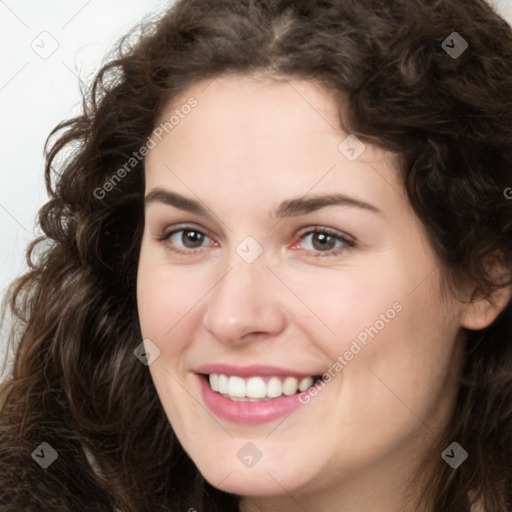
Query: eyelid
[
  {"left": 296, "top": 225, "right": 355, "bottom": 243},
  {"left": 155, "top": 222, "right": 216, "bottom": 242}
]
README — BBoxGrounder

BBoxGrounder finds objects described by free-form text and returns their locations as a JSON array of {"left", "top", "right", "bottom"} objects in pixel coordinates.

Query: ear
[{"left": 460, "top": 284, "right": 511, "bottom": 331}]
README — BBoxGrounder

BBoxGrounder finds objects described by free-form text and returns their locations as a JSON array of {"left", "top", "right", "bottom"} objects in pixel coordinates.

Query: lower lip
[{"left": 197, "top": 374, "right": 305, "bottom": 425}]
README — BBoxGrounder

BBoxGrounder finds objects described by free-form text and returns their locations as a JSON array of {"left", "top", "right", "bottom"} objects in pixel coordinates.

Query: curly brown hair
[{"left": 1, "top": 0, "right": 512, "bottom": 510}]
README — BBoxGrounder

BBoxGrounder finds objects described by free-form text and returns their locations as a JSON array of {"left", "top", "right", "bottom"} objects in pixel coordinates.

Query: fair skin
[{"left": 136, "top": 73, "right": 509, "bottom": 512}]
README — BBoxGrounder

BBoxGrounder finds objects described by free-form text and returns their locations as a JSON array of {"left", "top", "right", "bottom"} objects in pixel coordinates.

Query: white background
[{"left": 1, "top": 0, "right": 512, "bottom": 369}]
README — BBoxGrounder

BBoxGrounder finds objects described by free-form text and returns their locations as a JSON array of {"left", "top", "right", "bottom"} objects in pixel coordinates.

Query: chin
[
  {"left": 191, "top": 446, "right": 316, "bottom": 498},
  {"left": 202, "top": 466, "right": 304, "bottom": 497}
]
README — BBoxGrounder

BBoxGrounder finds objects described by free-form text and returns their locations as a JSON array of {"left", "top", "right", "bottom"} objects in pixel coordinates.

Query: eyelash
[{"left": 155, "top": 224, "right": 355, "bottom": 258}]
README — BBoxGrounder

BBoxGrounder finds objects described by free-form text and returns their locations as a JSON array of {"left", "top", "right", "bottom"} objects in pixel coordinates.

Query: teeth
[
  {"left": 298, "top": 376, "right": 314, "bottom": 392},
  {"left": 218, "top": 374, "right": 229, "bottom": 394},
  {"left": 209, "top": 374, "right": 219, "bottom": 392},
  {"left": 246, "top": 377, "right": 267, "bottom": 398},
  {"left": 282, "top": 377, "right": 299, "bottom": 396},
  {"left": 228, "top": 376, "right": 246, "bottom": 398},
  {"left": 267, "top": 376, "right": 282, "bottom": 398},
  {"left": 207, "top": 373, "right": 317, "bottom": 400}
]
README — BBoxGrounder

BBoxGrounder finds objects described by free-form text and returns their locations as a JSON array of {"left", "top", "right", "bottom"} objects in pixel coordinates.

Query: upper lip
[{"left": 196, "top": 364, "right": 320, "bottom": 378}]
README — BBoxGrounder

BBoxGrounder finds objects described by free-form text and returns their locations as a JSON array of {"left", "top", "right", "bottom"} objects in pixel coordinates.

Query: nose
[{"left": 202, "top": 253, "right": 287, "bottom": 346}]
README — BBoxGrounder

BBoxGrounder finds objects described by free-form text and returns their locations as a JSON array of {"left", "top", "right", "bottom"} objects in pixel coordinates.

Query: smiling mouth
[{"left": 202, "top": 373, "right": 322, "bottom": 402}]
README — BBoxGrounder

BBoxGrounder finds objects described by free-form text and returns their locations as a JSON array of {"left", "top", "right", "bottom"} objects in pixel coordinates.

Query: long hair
[{"left": 1, "top": 0, "right": 512, "bottom": 510}]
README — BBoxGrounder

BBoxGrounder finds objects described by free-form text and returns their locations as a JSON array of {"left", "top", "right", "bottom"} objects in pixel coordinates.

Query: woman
[{"left": 1, "top": 0, "right": 512, "bottom": 510}]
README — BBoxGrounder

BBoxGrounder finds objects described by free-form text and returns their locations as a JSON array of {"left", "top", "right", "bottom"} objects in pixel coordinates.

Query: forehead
[
  {"left": 150, "top": 73, "right": 395, "bottom": 160},
  {"left": 145, "top": 74, "right": 405, "bottom": 214}
]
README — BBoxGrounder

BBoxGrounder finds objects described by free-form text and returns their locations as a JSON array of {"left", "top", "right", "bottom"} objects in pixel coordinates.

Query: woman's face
[{"left": 137, "top": 74, "right": 468, "bottom": 509}]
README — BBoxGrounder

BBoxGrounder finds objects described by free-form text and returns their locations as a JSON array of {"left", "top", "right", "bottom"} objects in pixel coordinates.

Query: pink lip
[
  {"left": 196, "top": 374, "right": 306, "bottom": 424},
  {"left": 196, "top": 363, "right": 315, "bottom": 378}
]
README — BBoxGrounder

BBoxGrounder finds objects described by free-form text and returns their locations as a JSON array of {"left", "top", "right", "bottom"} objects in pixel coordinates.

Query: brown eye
[
  {"left": 179, "top": 230, "right": 205, "bottom": 248},
  {"left": 296, "top": 228, "right": 355, "bottom": 257},
  {"left": 309, "top": 232, "right": 338, "bottom": 251},
  {"left": 159, "top": 227, "right": 214, "bottom": 253}
]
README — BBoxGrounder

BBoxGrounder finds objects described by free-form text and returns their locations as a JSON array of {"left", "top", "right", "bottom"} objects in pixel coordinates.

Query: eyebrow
[{"left": 144, "top": 188, "right": 384, "bottom": 218}]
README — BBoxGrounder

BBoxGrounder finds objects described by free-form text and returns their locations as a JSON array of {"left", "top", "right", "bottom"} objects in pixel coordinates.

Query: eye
[
  {"left": 156, "top": 226, "right": 216, "bottom": 254},
  {"left": 293, "top": 227, "right": 355, "bottom": 257},
  {"left": 156, "top": 224, "right": 354, "bottom": 258}
]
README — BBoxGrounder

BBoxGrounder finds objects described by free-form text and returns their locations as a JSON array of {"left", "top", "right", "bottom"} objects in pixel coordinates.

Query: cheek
[
  {"left": 297, "top": 240, "right": 454, "bottom": 367},
  {"left": 278, "top": 259, "right": 407, "bottom": 358},
  {"left": 136, "top": 244, "right": 211, "bottom": 352},
  {"left": 289, "top": 253, "right": 460, "bottom": 420},
  {"left": 137, "top": 282, "right": 201, "bottom": 362},
  {"left": 327, "top": 273, "right": 460, "bottom": 445},
  {"left": 136, "top": 254, "right": 209, "bottom": 430}
]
